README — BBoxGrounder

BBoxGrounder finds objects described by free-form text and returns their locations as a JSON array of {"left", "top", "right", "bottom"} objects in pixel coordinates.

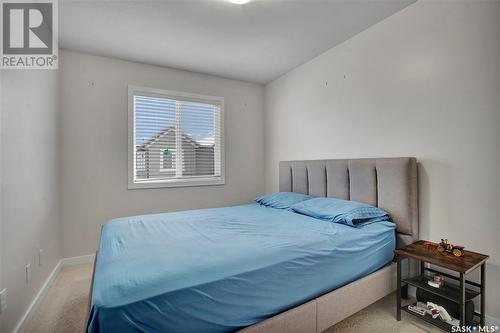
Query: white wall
[
  {"left": 60, "top": 50, "right": 265, "bottom": 257},
  {"left": 0, "top": 70, "right": 62, "bottom": 333},
  {"left": 265, "top": 0, "right": 500, "bottom": 321},
  {"left": 0, "top": 69, "right": 3, "bottom": 331}
]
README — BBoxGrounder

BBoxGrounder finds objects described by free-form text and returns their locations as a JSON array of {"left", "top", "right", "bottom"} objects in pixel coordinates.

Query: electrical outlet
[
  {"left": 25, "top": 263, "right": 31, "bottom": 285},
  {"left": 0, "top": 288, "right": 7, "bottom": 314},
  {"left": 38, "top": 249, "right": 44, "bottom": 266}
]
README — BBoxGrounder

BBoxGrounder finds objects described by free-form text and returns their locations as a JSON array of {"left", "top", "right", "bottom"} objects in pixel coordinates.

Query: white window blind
[{"left": 128, "top": 86, "right": 224, "bottom": 189}]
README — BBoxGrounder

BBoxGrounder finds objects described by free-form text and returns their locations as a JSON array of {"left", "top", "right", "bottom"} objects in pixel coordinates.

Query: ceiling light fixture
[{"left": 228, "top": 0, "right": 252, "bottom": 4}]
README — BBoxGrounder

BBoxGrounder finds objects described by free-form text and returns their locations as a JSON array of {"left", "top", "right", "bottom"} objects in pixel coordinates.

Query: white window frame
[{"left": 128, "top": 85, "right": 225, "bottom": 189}]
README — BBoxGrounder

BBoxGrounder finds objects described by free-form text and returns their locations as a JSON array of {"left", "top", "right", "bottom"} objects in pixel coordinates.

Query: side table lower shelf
[
  {"left": 402, "top": 275, "right": 480, "bottom": 303},
  {"left": 402, "top": 303, "right": 452, "bottom": 332}
]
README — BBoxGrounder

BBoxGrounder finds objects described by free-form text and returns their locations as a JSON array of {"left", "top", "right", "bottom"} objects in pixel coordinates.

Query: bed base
[
  {"left": 86, "top": 260, "right": 397, "bottom": 333},
  {"left": 238, "top": 263, "right": 397, "bottom": 333}
]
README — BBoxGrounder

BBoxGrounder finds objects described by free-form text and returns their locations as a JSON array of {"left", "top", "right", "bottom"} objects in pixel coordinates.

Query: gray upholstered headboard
[{"left": 279, "top": 157, "right": 418, "bottom": 247}]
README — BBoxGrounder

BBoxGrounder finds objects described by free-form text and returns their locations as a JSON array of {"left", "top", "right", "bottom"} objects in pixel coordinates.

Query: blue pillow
[
  {"left": 256, "top": 192, "right": 312, "bottom": 210},
  {"left": 290, "top": 197, "right": 390, "bottom": 226}
]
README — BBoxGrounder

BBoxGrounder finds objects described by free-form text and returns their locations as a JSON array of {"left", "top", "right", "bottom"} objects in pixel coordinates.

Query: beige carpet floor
[{"left": 26, "top": 263, "right": 440, "bottom": 333}]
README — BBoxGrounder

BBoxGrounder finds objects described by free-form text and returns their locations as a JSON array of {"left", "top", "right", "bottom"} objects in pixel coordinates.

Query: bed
[{"left": 86, "top": 157, "right": 418, "bottom": 333}]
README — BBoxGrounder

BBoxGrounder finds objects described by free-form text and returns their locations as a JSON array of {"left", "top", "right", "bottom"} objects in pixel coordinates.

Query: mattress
[{"left": 87, "top": 204, "right": 395, "bottom": 333}]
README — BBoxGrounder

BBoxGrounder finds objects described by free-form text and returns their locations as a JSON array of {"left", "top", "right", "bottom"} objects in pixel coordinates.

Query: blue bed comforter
[{"left": 87, "top": 204, "right": 395, "bottom": 333}]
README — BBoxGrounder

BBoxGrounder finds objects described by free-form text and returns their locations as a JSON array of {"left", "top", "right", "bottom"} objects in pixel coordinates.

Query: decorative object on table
[
  {"left": 427, "top": 274, "right": 444, "bottom": 288},
  {"left": 437, "top": 238, "right": 465, "bottom": 257}
]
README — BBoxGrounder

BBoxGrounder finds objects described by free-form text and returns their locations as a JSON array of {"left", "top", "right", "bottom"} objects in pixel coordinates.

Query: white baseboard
[
  {"left": 12, "top": 253, "right": 95, "bottom": 333},
  {"left": 60, "top": 253, "right": 95, "bottom": 266},
  {"left": 12, "top": 260, "right": 62, "bottom": 333}
]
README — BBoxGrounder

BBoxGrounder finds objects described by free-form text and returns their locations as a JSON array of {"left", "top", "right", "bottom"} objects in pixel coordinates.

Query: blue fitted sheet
[{"left": 87, "top": 204, "right": 395, "bottom": 333}]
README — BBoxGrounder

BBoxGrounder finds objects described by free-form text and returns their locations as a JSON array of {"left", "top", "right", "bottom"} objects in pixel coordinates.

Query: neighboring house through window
[
  {"left": 160, "top": 148, "right": 175, "bottom": 171},
  {"left": 128, "top": 86, "right": 224, "bottom": 188}
]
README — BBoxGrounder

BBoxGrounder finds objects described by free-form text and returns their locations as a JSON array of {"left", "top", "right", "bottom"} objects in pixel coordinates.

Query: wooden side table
[{"left": 395, "top": 240, "right": 489, "bottom": 331}]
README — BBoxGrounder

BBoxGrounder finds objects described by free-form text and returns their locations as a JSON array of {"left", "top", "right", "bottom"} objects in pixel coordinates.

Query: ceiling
[{"left": 59, "top": 0, "right": 415, "bottom": 84}]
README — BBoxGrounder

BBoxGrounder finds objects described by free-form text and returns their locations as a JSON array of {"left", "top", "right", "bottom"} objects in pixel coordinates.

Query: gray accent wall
[{"left": 264, "top": 1, "right": 500, "bottom": 321}]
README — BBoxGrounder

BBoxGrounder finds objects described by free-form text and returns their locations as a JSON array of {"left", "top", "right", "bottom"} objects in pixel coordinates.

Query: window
[{"left": 128, "top": 86, "right": 224, "bottom": 189}]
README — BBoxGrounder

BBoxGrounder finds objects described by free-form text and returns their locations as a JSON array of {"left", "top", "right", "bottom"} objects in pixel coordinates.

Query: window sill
[{"left": 128, "top": 176, "right": 225, "bottom": 189}]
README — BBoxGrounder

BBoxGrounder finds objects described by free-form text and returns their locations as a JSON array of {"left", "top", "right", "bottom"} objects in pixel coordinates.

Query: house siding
[{"left": 135, "top": 129, "right": 214, "bottom": 180}]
